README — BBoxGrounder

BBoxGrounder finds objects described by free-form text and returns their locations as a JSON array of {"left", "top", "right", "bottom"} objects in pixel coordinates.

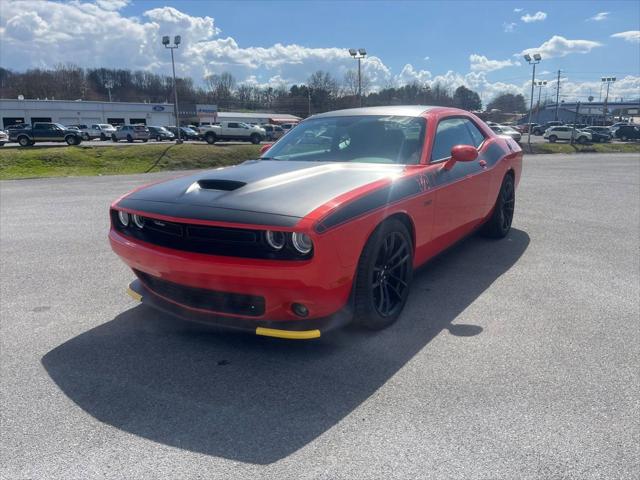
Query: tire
[
  {"left": 18, "top": 136, "right": 31, "bottom": 147},
  {"left": 620, "top": 135, "right": 628, "bottom": 142},
  {"left": 205, "top": 132, "right": 217, "bottom": 144},
  {"left": 126, "top": 135, "right": 133, "bottom": 143},
  {"left": 548, "top": 135, "right": 557, "bottom": 143},
  {"left": 100, "top": 133, "right": 107, "bottom": 141},
  {"left": 142, "top": 139, "right": 148, "bottom": 143},
  {"left": 577, "top": 136, "right": 587, "bottom": 144},
  {"left": 250, "top": 133, "right": 261, "bottom": 144},
  {"left": 111, "top": 135, "right": 118, "bottom": 142},
  {"left": 65, "top": 136, "right": 76, "bottom": 145},
  {"left": 156, "top": 135, "right": 162, "bottom": 141},
  {"left": 82, "top": 133, "right": 90, "bottom": 141},
  {"left": 0, "top": 142, "right": 4, "bottom": 147},
  {"left": 481, "top": 174, "right": 515, "bottom": 239},
  {"left": 353, "top": 218, "right": 414, "bottom": 330}
]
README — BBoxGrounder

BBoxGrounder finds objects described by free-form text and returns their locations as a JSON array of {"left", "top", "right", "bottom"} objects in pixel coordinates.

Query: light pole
[
  {"left": 163, "top": 35, "right": 182, "bottom": 144},
  {"left": 601, "top": 76, "right": 616, "bottom": 126},
  {"left": 535, "top": 80, "right": 547, "bottom": 124},
  {"left": 105, "top": 81, "right": 113, "bottom": 102},
  {"left": 348, "top": 48, "right": 367, "bottom": 107},
  {"left": 524, "top": 53, "right": 542, "bottom": 151}
]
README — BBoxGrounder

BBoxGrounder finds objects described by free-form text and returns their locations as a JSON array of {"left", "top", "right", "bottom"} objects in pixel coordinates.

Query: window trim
[{"left": 429, "top": 115, "right": 486, "bottom": 164}]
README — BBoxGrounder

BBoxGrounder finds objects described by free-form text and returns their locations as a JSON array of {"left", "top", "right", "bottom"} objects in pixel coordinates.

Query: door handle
[{"left": 478, "top": 160, "right": 487, "bottom": 168}]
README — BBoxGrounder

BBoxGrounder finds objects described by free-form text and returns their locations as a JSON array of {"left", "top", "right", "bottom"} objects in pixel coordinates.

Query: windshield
[
  {"left": 53, "top": 123, "right": 66, "bottom": 130},
  {"left": 262, "top": 115, "right": 426, "bottom": 164}
]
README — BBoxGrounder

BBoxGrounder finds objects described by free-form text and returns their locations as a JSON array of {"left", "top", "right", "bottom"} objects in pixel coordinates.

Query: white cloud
[
  {"left": 469, "top": 54, "right": 519, "bottom": 72},
  {"left": 513, "top": 8, "right": 523, "bottom": 13},
  {"left": 520, "top": 35, "right": 602, "bottom": 59},
  {"left": 95, "top": 0, "right": 129, "bottom": 10},
  {"left": 521, "top": 11, "right": 547, "bottom": 23},
  {"left": 396, "top": 64, "right": 432, "bottom": 84},
  {"left": 423, "top": 56, "right": 430, "bottom": 61},
  {"left": 503, "top": 22, "right": 517, "bottom": 33},
  {"left": 611, "top": 31, "right": 640, "bottom": 43},
  {"left": 587, "top": 12, "right": 609, "bottom": 21}
]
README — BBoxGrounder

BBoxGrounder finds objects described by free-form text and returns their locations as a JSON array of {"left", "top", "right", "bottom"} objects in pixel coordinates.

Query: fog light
[
  {"left": 117, "top": 211, "right": 130, "bottom": 226},
  {"left": 132, "top": 214, "right": 145, "bottom": 229},
  {"left": 292, "top": 303, "right": 309, "bottom": 317}
]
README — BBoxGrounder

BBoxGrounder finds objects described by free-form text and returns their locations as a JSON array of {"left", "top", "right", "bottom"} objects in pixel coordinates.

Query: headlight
[
  {"left": 117, "top": 211, "right": 130, "bottom": 226},
  {"left": 132, "top": 214, "right": 145, "bottom": 229},
  {"left": 291, "top": 232, "right": 313, "bottom": 254},
  {"left": 265, "top": 230, "right": 286, "bottom": 250}
]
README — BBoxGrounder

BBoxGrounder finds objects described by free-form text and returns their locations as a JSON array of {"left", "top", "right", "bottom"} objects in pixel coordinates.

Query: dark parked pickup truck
[{"left": 8, "top": 122, "right": 83, "bottom": 146}]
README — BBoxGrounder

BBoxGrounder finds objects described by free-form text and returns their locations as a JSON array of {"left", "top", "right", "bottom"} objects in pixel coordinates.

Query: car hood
[{"left": 117, "top": 160, "right": 405, "bottom": 227}]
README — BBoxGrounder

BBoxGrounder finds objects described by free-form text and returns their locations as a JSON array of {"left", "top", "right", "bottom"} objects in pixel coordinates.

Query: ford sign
[{"left": 152, "top": 105, "right": 165, "bottom": 111}]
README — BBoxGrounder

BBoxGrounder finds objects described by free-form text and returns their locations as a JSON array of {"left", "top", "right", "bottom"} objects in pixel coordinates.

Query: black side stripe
[{"left": 315, "top": 141, "right": 507, "bottom": 233}]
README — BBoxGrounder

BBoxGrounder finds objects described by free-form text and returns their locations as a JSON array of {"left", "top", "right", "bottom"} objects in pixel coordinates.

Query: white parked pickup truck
[{"left": 198, "top": 121, "right": 266, "bottom": 144}]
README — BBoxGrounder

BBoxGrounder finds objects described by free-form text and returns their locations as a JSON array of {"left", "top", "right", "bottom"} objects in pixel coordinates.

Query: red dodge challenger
[{"left": 110, "top": 106, "right": 522, "bottom": 339}]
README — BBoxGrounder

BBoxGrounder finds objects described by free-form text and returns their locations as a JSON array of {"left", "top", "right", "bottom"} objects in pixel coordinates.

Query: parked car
[
  {"left": 111, "top": 125, "right": 150, "bottom": 143},
  {"left": 280, "top": 123, "right": 297, "bottom": 132},
  {"left": 198, "top": 121, "right": 266, "bottom": 144},
  {"left": 613, "top": 125, "right": 640, "bottom": 142},
  {"left": 489, "top": 125, "right": 521, "bottom": 142},
  {"left": 583, "top": 127, "right": 611, "bottom": 143},
  {"left": 0, "top": 130, "right": 8, "bottom": 146},
  {"left": 165, "top": 126, "right": 200, "bottom": 140},
  {"left": 8, "top": 122, "right": 83, "bottom": 146},
  {"left": 543, "top": 126, "right": 591, "bottom": 144},
  {"left": 66, "top": 124, "right": 98, "bottom": 141},
  {"left": 533, "top": 121, "right": 564, "bottom": 135},
  {"left": 147, "top": 126, "right": 175, "bottom": 141},
  {"left": 89, "top": 124, "right": 117, "bottom": 141},
  {"left": 515, "top": 123, "right": 540, "bottom": 134},
  {"left": 109, "top": 105, "right": 522, "bottom": 338},
  {"left": 261, "top": 124, "right": 285, "bottom": 141}
]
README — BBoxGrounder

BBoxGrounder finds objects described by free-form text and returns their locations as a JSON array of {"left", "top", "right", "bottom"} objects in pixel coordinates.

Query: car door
[{"left": 429, "top": 116, "right": 492, "bottom": 243}]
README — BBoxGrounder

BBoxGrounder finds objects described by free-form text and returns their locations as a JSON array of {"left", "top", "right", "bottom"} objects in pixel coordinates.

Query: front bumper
[{"left": 127, "top": 278, "right": 351, "bottom": 339}]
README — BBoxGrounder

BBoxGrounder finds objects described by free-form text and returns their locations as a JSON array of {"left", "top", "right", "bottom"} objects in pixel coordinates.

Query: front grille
[
  {"left": 134, "top": 269, "right": 265, "bottom": 317},
  {"left": 111, "top": 210, "right": 311, "bottom": 260}
]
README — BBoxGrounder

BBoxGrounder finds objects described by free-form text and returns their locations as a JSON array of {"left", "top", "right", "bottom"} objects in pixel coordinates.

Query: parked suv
[
  {"left": 90, "top": 124, "right": 117, "bottom": 141},
  {"left": 543, "top": 126, "right": 591, "bottom": 144},
  {"left": 533, "top": 121, "right": 564, "bottom": 135},
  {"left": 613, "top": 125, "right": 640, "bottom": 141},
  {"left": 111, "top": 125, "right": 150, "bottom": 143},
  {"left": 147, "top": 126, "right": 175, "bottom": 141},
  {"left": 261, "top": 124, "right": 285, "bottom": 141}
]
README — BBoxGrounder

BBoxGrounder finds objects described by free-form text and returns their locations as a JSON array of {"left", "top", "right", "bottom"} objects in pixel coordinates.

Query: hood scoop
[{"left": 195, "top": 179, "right": 246, "bottom": 191}]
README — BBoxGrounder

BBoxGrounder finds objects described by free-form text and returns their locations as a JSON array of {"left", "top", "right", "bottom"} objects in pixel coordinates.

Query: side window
[
  {"left": 465, "top": 120, "right": 485, "bottom": 147},
  {"left": 228, "top": 122, "right": 239, "bottom": 128},
  {"left": 430, "top": 118, "right": 477, "bottom": 162}
]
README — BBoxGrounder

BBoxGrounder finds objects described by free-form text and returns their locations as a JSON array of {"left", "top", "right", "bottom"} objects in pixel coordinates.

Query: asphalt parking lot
[
  {"left": 0, "top": 138, "right": 265, "bottom": 148},
  {"left": 1, "top": 153, "right": 639, "bottom": 479}
]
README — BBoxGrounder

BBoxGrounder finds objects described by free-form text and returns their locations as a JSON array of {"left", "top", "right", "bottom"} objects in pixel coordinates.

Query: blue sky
[{"left": 1, "top": 0, "right": 639, "bottom": 102}]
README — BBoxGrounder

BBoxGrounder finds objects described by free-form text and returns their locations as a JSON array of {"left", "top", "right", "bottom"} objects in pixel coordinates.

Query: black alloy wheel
[
  {"left": 481, "top": 174, "right": 515, "bottom": 239},
  {"left": 353, "top": 218, "right": 414, "bottom": 329}
]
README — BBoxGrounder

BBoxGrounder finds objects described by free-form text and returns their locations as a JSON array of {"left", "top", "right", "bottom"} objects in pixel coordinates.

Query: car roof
[{"left": 310, "top": 105, "right": 438, "bottom": 119}]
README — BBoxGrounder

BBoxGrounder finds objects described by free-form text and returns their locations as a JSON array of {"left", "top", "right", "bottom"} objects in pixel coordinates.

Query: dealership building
[{"left": 0, "top": 99, "right": 301, "bottom": 129}]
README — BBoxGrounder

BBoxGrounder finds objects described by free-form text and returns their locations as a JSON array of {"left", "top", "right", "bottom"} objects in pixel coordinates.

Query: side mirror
[
  {"left": 443, "top": 145, "right": 478, "bottom": 170},
  {"left": 260, "top": 143, "right": 273, "bottom": 156}
]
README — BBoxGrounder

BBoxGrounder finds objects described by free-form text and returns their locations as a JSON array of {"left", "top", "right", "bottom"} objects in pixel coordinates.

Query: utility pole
[
  {"left": 349, "top": 48, "right": 367, "bottom": 107},
  {"left": 163, "top": 35, "right": 183, "bottom": 144},
  {"left": 535, "top": 80, "right": 547, "bottom": 124},
  {"left": 554, "top": 70, "right": 561, "bottom": 121},
  {"left": 601, "top": 77, "right": 616, "bottom": 126},
  {"left": 524, "top": 53, "right": 542, "bottom": 152},
  {"left": 570, "top": 102, "right": 581, "bottom": 145}
]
